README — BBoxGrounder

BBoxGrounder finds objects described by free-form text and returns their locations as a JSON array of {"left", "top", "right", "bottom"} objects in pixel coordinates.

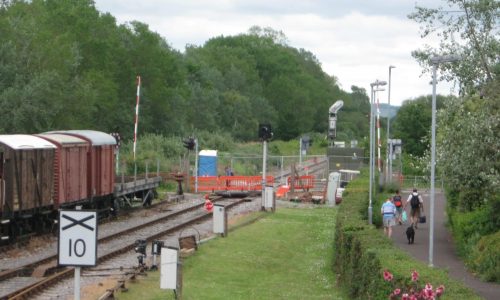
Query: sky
[{"left": 93, "top": 0, "right": 461, "bottom": 106}]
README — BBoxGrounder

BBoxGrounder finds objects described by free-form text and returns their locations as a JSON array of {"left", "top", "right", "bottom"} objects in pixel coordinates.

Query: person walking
[
  {"left": 404, "top": 188, "right": 424, "bottom": 229},
  {"left": 392, "top": 190, "right": 404, "bottom": 225},
  {"left": 381, "top": 198, "right": 397, "bottom": 238}
]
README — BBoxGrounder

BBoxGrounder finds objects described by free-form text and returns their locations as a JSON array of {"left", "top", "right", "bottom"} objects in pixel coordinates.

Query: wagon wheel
[{"left": 142, "top": 189, "right": 154, "bottom": 207}]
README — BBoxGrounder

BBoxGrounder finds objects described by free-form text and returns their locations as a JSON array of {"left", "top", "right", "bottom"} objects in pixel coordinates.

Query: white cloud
[{"left": 94, "top": 0, "right": 460, "bottom": 105}]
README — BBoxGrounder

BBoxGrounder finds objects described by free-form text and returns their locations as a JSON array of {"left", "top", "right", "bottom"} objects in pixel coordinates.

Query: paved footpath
[{"left": 391, "top": 189, "right": 500, "bottom": 300}]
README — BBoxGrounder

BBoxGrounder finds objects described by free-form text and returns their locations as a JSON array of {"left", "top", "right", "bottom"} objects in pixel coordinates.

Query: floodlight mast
[
  {"left": 328, "top": 100, "right": 344, "bottom": 141},
  {"left": 329, "top": 100, "right": 344, "bottom": 115}
]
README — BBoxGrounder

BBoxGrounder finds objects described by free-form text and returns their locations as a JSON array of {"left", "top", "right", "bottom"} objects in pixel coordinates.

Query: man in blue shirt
[{"left": 381, "top": 198, "right": 397, "bottom": 238}]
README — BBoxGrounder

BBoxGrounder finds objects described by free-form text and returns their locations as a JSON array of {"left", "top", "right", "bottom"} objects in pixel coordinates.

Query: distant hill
[{"left": 378, "top": 103, "right": 400, "bottom": 119}]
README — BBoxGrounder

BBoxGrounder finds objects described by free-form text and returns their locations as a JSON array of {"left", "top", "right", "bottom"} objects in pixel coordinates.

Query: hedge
[{"left": 332, "top": 170, "right": 481, "bottom": 299}]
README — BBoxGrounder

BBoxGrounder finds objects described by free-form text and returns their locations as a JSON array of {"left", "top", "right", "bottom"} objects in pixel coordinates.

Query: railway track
[
  {"left": 273, "top": 157, "right": 329, "bottom": 188},
  {"left": 0, "top": 190, "right": 188, "bottom": 255},
  {"left": 0, "top": 196, "right": 253, "bottom": 300}
]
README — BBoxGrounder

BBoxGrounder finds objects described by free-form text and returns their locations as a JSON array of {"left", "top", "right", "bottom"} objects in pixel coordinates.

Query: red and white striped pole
[
  {"left": 376, "top": 97, "right": 381, "bottom": 172},
  {"left": 133, "top": 76, "right": 141, "bottom": 161}
]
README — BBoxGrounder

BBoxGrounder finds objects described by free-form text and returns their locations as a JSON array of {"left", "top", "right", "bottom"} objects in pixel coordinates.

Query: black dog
[{"left": 406, "top": 225, "right": 415, "bottom": 244}]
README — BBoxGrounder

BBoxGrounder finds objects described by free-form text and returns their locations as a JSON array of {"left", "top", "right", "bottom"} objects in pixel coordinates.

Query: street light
[
  {"left": 369, "top": 80, "right": 387, "bottom": 225},
  {"left": 387, "top": 66, "right": 396, "bottom": 183},
  {"left": 429, "top": 54, "right": 461, "bottom": 267}
]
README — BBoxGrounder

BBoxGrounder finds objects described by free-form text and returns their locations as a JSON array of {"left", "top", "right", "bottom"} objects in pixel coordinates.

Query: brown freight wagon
[
  {"left": 52, "top": 130, "right": 116, "bottom": 199},
  {"left": 36, "top": 133, "right": 89, "bottom": 207},
  {"left": 0, "top": 135, "right": 56, "bottom": 239}
]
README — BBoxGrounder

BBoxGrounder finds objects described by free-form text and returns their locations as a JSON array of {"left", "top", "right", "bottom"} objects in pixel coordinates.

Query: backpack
[
  {"left": 393, "top": 195, "right": 402, "bottom": 207},
  {"left": 410, "top": 194, "right": 420, "bottom": 209}
]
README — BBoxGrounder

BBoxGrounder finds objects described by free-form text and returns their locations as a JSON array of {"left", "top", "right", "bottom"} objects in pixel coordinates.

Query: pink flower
[
  {"left": 423, "top": 283, "right": 435, "bottom": 298},
  {"left": 384, "top": 269, "right": 445, "bottom": 300},
  {"left": 383, "top": 270, "right": 394, "bottom": 281},
  {"left": 435, "top": 285, "right": 445, "bottom": 297},
  {"left": 411, "top": 270, "right": 419, "bottom": 281}
]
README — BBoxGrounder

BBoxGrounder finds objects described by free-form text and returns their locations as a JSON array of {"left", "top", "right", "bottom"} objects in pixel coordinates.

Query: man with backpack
[
  {"left": 404, "top": 188, "right": 424, "bottom": 229},
  {"left": 392, "top": 190, "right": 403, "bottom": 225}
]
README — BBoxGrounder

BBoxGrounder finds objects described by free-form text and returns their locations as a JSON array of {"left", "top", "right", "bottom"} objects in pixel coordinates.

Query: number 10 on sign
[{"left": 58, "top": 210, "right": 98, "bottom": 267}]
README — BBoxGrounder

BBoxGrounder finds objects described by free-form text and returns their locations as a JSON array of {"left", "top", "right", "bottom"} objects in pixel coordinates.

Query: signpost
[{"left": 58, "top": 210, "right": 98, "bottom": 300}]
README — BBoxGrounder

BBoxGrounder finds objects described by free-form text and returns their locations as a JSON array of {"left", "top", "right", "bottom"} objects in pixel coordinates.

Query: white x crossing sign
[{"left": 58, "top": 210, "right": 98, "bottom": 266}]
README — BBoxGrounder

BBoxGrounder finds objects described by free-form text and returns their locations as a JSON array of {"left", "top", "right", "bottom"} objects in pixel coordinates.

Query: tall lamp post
[
  {"left": 429, "top": 54, "right": 461, "bottom": 267},
  {"left": 369, "top": 80, "right": 387, "bottom": 225},
  {"left": 387, "top": 65, "right": 396, "bottom": 183}
]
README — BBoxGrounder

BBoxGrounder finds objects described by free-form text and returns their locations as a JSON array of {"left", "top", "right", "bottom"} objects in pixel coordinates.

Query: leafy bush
[
  {"left": 450, "top": 204, "right": 500, "bottom": 283},
  {"left": 470, "top": 231, "right": 500, "bottom": 282},
  {"left": 448, "top": 207, "right": 494, "bottom": 257},
  {"left": 383, "top": 182, "right": 401, "bottom": 194}
]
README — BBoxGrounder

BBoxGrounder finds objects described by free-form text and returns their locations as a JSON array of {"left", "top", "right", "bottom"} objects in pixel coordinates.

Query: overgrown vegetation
[{"left": 333, "top": 172, "right": 481, "bottom": 299}]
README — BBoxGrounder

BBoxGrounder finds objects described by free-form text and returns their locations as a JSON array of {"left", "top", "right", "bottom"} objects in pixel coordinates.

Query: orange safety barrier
[
  {"left": 276, "top": 185, "right": 290, "bottom": 197},
  {"left": 191, "top": 176, "right": 274, "bottom": 192},
  {"left": 287, "top": 175, "right": 315, "bottom": 190}
]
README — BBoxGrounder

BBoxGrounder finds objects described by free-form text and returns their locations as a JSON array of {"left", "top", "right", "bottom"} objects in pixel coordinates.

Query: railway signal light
[
  {"left": 258, "top": 123, "right": 273, "bottom": 141},
  {"left": 110, "top": 132, "right": 121, "bottom": 149},
  {"left": 134, "top": 239, "right": 147, "bottom": 255},
  {"left": 135, "top": 239, "right": 147, "bottom": 268},
  {"left": 151, "top": 240, "right": 164, "bottom": 255},
  {"left": 183, "top": 137, "right": 196, "bottom": 150},
  {"left": 151, "top": 240, "right": 164, "bottom": 271}
]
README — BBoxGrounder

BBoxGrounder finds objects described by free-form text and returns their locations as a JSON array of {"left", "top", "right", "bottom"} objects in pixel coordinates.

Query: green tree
[
  {"left": 409, "top": 0, "right": 499, "bottom": 94},
  {"left": 0, "top": 0, "right": 369, "bottom": 144},
  {"left": 438, "top": 79, "right": 499, "bottom": 211},
  {"left": 391, "top": 95, "right": 448, "bottom": 157}
]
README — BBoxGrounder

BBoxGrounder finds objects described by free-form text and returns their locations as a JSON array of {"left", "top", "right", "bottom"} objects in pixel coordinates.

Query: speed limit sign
[{"left": 58, "top": 210, "right": 98, "bottom": 266}]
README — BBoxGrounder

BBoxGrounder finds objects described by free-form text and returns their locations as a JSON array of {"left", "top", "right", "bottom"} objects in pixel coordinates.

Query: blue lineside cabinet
[{"left": 198, "top": 150, "right": 218, "bottom": 176}]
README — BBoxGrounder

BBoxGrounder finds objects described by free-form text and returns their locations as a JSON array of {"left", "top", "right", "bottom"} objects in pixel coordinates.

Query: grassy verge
[{"left": 115, "top": 207, "right": 345, "bottom": 299}]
